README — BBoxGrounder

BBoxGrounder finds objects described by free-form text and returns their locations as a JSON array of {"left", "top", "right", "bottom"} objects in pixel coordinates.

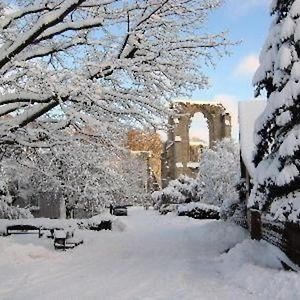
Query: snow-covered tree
[
  {"left": 0, "top": 0, "right": 231, "bottom": 147},
  {"left": 197, "top": 138, "right": 240, "bottom": 219},
  {"left": 0, "top": 160, "right": 33, "bottom": 219},
  {"left": 120, "top": 151, "right": 151, "bottom": 206},
  {"left": 250, "top": 0, "right": 300, "bottom": 222},
  {"left": 0, "top": 141, "right": 151, "bottom": 217}
]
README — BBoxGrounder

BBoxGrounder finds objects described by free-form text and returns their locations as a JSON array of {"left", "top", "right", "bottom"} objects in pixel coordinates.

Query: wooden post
[{"left": 250, "top": 209, "right": 261, "bottom": 240}]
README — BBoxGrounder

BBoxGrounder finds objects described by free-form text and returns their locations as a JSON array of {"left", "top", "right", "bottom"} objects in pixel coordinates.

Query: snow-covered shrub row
[
  {"left": 152, "top": 175, "right": 201, "bottom": 210},
  {"left": 250, "top": 0, "right": 300, "bottom": 223},
  {"left": 177, "top": 202, "right": 220, "bottom": 220}
]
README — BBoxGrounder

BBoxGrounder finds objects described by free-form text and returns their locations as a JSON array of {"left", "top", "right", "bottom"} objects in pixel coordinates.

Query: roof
[{"left": 239, "top": 100, "right": 267, "bottom": 177}]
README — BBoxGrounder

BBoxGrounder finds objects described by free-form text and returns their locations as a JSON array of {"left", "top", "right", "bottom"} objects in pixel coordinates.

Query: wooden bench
[{"left": 6, "top": 225, "right": 42, "bottom": 238}]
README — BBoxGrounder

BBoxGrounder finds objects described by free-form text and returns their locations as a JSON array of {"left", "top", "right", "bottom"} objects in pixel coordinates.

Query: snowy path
[{"left": 0, "top": 207, "right": 300, "bottom": 300}]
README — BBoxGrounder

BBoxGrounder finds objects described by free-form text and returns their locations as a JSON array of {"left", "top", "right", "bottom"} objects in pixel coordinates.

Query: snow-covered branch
[{"left": 0, "top": 0, "right": 231, "bottom": 146}]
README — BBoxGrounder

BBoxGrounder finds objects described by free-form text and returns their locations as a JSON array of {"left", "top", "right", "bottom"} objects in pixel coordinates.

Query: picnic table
[{"left": 54, "top": 230, "right": 83, "bottom": 250}]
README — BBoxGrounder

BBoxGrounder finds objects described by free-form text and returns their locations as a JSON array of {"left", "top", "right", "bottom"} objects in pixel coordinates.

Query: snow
[
  {"left": 0, "top": 212, "right": 117, "bottom": 235},
  {"left": 54, "top": 230, "right": 67, "bottom": 238},
  {"left": 291, "top": 61, "right": 300, "bottom": 79},
  {"left": 173, "top": 118, "right": 180, "bottom": 124},
  {"left": 277, "top": 44, "right": 293, "bottom": 70},
  {"left": 174, "top": 99, "right": 224, "bottom": 108},
  {"left": 294, "top": 20, "right": 300, "bottom": 41},
  {"left": 176, "top": 162, "right": 183, "bottom": 168},
  {"left": 280, "top": 15, "right": 295, "bottom": 41},
  {"left": 276, "top": 164, "right": 299, "bottom": 186},
  {"left": 239, "top": 100, "right": 267, "bottom": 177},
  {"left": 0, "top": 207, "right": 299, "bottom": 299},
  {"left": 187, "top": 162, "right": 199, "bottom": 168},
  {"left": 278, "top": 126, "right": 300, "bottom": 157},
  {"left": 177, "top": 202, "right": 220, "bottom": 214},
  {"left": 291, "top": 0, "right": 300, "bottom": 18},
  {"left": 270, "top": 192, "right": 300, "bottom": 223},
  {"left": 276, "top": 110, "right": 291, "bottom": 126}
]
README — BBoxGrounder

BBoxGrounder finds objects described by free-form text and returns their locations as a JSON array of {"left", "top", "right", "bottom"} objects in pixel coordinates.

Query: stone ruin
[{"left": 161, "top": 101, "right": 231, "bottom": 188}]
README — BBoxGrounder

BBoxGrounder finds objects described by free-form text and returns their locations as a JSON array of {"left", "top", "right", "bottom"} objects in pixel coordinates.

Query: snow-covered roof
[{"left": 239, "top": 100, "right": 267, "bottom": 177}]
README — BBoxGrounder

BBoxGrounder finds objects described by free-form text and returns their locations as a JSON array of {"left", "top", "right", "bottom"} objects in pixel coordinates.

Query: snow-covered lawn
[{"left": 0, "top": 207, "right": 299, "bottom": 300}]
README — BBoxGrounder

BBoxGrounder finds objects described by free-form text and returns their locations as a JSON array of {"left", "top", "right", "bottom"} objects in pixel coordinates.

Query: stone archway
[{"left": 161, "top": 101, "right": 231, "bottom": 187}]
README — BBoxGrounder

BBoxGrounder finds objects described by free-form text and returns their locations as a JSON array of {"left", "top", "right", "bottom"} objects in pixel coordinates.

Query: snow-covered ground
[{"left": 0, "top": 207, "right": 299, "bottom": 300}]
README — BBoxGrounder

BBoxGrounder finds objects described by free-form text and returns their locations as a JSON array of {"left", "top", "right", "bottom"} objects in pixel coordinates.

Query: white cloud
[{"left": 235, "top": 54, "right": 259, "bottom": 77}]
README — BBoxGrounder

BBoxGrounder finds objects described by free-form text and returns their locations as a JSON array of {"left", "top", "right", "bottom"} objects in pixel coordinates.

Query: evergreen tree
[{"left": 250, "top": 0, "right": 300, "bottom": 220}]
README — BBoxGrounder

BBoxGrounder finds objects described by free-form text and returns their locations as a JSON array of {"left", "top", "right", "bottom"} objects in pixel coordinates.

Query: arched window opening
[{"left": 189, "top": 112, "right": 209, "bottom": 163}]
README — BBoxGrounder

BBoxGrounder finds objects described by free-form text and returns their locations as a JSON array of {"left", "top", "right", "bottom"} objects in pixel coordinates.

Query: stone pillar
[
  {"left": 222, "top": 113, "right": 232, "bottom": 138},
  {"left": 173, "top": 114, "right": 190, "bottom": 178}
]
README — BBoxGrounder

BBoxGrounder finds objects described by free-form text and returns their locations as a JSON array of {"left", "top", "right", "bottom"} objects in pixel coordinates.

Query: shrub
[{"left": 177, "top": 202, "right": 220, "bottom": 220}]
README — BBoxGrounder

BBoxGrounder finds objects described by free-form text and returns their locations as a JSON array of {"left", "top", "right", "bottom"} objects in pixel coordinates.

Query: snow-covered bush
[
  {"left": 152, "top": 176, "right": 201, "bottom": 210},
  {"left": 250, "top": 0, "right": 300, "bottom": 223},
  {"left": 0, "top": 164, "right": 32, "bottom": 219},
  {"left": 159, "top": 204, "right": 179, "bottom": 215},
  {"left": 153, "top": 139, "right": 240, "bottom": 220},
  {"left": 197, "top": 138, "right": 241, "bottom": 220},
  {"left": 0, "top": 201, "right": 33, "bottom": 220},
  {"left": 177, "top": 202, "right": 220, "bottom": 220}
]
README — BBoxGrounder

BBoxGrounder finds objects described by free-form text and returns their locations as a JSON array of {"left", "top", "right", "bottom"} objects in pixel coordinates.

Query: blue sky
[{"left": 189, "top": 0, "right": 272, "bottom": 142}]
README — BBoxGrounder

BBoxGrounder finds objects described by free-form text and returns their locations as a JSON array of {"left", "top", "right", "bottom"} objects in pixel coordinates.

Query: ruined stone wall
[{"left": 161, "top": 102, "right": 231, "bottom": 187}]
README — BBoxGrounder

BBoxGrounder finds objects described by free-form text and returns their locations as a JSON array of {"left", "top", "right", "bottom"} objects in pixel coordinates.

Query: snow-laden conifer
[{"left": 250, "top": 0, "right": 300, "bottom": 222}]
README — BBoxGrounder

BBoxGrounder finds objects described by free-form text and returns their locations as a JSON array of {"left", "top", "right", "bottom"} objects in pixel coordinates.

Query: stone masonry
[{"left": 161, "top": 101, "right": 231, "bottom": 187}]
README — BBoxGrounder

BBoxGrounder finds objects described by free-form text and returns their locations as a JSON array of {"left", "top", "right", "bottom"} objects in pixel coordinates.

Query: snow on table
[{"left": 0, "top": 207, "right": 300, "bottom": 300}]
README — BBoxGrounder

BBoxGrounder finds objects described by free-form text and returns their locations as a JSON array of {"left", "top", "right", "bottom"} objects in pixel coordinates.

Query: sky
[{"left": 188, "top": 0, "right": 272, "bottom": 142}]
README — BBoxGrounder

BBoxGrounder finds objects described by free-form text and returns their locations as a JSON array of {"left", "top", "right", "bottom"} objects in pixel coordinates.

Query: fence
[{"left": 248, "top": 209, "right": 300, "bottom": 267}]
